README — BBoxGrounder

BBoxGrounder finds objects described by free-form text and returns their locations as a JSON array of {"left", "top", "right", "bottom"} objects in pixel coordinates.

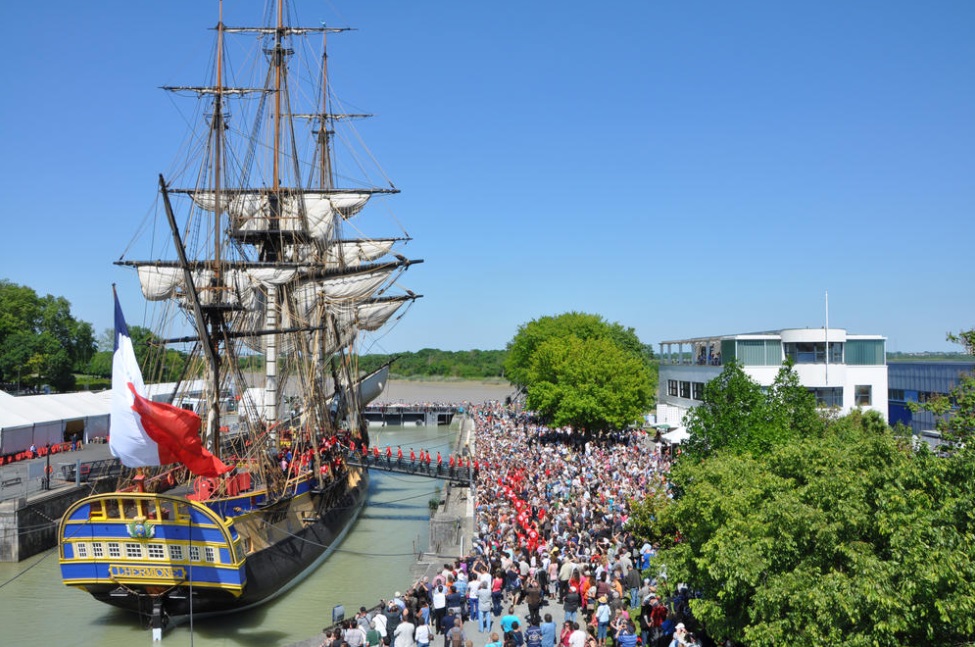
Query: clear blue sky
[{"left": 2, "top": 1, "right": 973, "bottom": 354}]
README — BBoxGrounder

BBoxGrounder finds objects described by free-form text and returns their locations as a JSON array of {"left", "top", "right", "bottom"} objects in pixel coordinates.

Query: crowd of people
[
  {"left": 465, "top": 404, "right": 700, "bottom": 647},
  {"left": 326, "top": 402, "right": 707, "bottom": 647}
]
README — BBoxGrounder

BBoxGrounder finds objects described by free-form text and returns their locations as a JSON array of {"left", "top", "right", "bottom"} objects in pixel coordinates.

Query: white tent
[
  {"left": 0, "top": 390, "right": 111, "bottom": 455},
  {"left": 662, "top": 427, "right": 690, "bottom": 444}
]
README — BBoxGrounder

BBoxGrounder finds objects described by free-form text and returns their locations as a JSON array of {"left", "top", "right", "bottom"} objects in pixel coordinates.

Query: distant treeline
[{"left": 357, "top": 349, "right": 507, "bottom": 380}]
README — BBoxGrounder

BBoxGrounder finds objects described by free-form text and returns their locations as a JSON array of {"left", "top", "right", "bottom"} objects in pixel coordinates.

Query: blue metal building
[{"left": 887, "top": 361, "right": 975, "bottom": 439}]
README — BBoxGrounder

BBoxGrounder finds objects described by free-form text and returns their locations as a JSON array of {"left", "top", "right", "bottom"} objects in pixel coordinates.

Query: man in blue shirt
[
  {"left": 616, "top": 620, "right": 638, "bottom": 647},
  {"left": 524, "top": 620, "right": 543, "bottom": 647},
  {"left": 539, "top": 613, "right": 557, "bottom": 647},
  {"left": 500, "top": 607, "right": 520, "bottom": 634}
]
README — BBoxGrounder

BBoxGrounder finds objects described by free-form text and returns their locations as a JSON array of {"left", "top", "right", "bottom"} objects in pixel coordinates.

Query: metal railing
[{"left": 0, "top": 458, "right": 122, "bottom": 502}]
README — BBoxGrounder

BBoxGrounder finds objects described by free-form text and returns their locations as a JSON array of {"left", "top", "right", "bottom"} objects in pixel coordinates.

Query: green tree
[
  {"left": 0, "top": 279, "right": 96, "bottom": 391},
  {"left": 766, "top": 358, "right": 825, "bottom": 439},
  {"left": 683, "top": 359, "right": 822, "bottom": 460},
  {"left": 683, "top": 360, "right": 770, "bottom": 458},
  {"left": 504, "top": 312, "right": 652, "bottom": 388},
  {"left": 658, "top": 410, "right": 975, "bottom": 646},
  {"left": 524, "top": 335, "right": 653, "bottom": 432}
]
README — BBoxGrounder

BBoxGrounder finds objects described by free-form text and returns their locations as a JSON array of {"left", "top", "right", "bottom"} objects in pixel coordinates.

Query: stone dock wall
[{"left": 0, "top": 478, "right": 119, "bottom": 562}]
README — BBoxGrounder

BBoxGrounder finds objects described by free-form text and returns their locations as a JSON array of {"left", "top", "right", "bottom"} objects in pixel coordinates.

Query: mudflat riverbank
[{"left": 377, "top": 379, "right": 517, "bottom": 405}]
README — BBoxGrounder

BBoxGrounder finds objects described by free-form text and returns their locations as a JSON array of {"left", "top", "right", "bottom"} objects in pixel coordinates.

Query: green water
[{"left": 0, "top": 424, "right": 457, "bottom": 647}]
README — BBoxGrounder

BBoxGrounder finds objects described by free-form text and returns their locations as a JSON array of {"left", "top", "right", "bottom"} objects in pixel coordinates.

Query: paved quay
[
  {"left": 0, "top": 441, "right": 116, "bottom": 499},
  {"left": 287, "top": 414, "right": 523, "bottom": 647}
]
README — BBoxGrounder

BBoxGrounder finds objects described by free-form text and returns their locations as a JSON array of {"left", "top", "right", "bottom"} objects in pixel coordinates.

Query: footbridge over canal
[{"left": 344, "top": 452, "right": 476, "bottom": 486}]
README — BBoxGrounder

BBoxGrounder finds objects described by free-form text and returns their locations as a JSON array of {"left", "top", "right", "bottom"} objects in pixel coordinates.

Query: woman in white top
[
  {"left": 393, "top": 618, "right": 416, "bottom": 647},
  {"left": 414, "top": 619, "right": 432, "bottom": 647}
]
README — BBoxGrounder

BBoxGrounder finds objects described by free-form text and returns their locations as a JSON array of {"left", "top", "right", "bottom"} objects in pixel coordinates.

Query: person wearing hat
[
  {"left": 594, "top": 596, "right": 611, "bottom": 643},
  {"left": 666, "top": 622, "right": 689, "bottom": 647}
]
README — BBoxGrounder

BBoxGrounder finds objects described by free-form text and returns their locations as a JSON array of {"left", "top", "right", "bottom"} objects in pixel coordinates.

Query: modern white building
[{"left": 656, "top": 328, "right": 888, "bottom": 428}]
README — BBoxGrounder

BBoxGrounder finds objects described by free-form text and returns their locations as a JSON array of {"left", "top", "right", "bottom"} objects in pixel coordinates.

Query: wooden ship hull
[{"left": 59, "top": 465, "right": 367, "bottom": 620}]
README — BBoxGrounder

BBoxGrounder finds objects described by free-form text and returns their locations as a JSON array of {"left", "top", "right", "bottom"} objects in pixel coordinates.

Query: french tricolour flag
[{"left": 110, "top": 292, "right": 232, "bottom": 478}]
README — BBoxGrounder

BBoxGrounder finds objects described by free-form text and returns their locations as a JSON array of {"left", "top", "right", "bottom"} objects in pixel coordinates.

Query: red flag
[{"left": 129, "top": 384, "right": 233, "bottom": 478}]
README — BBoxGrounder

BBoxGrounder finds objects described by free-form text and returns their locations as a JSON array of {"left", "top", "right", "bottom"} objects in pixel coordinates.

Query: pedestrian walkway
[
  {"left": 0, "top": 442, "right": 115, "bottom": 502},
  {"left": 287, "top": 595, "right": 539, "bottom": 647}
]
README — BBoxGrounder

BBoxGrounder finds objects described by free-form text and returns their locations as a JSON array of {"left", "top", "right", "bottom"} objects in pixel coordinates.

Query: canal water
[{"left": 0, "top": 424, "right": 457, "bottom": 646}]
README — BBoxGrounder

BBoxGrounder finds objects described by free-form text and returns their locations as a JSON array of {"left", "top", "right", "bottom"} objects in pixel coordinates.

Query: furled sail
[
  {"left": 283, "top": 238, "right": 398, "bottom": 267},
  {"left": 188, "top": 191, "right": 370, "bottom": 240},
  {"left": 136, "top": 265, "right": 296, "bottom": 307}
]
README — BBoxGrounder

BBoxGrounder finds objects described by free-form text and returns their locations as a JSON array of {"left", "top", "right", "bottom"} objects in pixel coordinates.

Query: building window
[
  {"left": 125, "top": 543, "right": 144, "bottom": 559},
  {"left": 692, "top": 382, "right": 705, "bottom": 401},
  {"left": 855, "top": 385, "right": 872, "bottom": 406},
  {"left": 679, "top": 381, "right": 691, "bottom": 398},
  {"left": 784, "top": 342, "right": 843, "bottom": 364},
  {"left": 205, "top": 547, "right": 217, "bottom": 563},
  {"left": 889, "top": 388, "right": 905, "bottom": 402},
  {"left": 107, "top": 542, "right": 121, "bottom": 558},
  {"left": 169, "top": 545, "right": 184, "bottom": 561},
  {"left": 668, "top": 380, "right": 678, "bottom": 397},
  {"left": 846, "top": 340, "right": 885, "bottom": 365},
  {"left": 75, "top": 543, "right": 89, "bottom": 559},
  {"left": 808, "top": 387, "right": 843, "bottom": 408},
  {"left": 189, "top": 546, "right": 201, "bottom": 562},
  {"left": 92, "top": 543, "right": 104, "bottom": 558},
  {"left": 147, "top": 544, "right": 166, "bottom": 560}
]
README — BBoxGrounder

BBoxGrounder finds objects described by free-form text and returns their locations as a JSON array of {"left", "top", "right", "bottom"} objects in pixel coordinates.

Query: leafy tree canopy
[
  {"left": 506, "top": 312, "right": 655, "bottom": 431},
  {"left": 504, "top": 311, "right": 652, "bottom": 387},
  {"left": 524, "top": 335, "right": 653, "bottom": 431},
  {"left": 0, "top": 279, "right": 96, "bottom": 391},
  {"left": 656, "top": 409, "right": 975, "bottom": 646},
  {"left": 86, "top": 325, "right": 189, "bottom": 383},
  {"left": 683, "top": 358, "right": 824, "bottom": 460}
]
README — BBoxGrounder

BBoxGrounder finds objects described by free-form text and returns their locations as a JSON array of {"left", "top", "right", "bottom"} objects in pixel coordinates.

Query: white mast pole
[{"left": 825, "top": 290, "right": 829, "bottom": 386}]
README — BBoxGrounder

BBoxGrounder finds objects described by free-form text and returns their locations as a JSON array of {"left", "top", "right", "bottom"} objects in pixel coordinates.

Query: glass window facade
[
  {"left": 737, "top": 340, "right": 782, "bottom": 366},
  {"left": 808, "top": 387, "right": 843, "bottom": 408},
  {"left": 846, "top": 340, "right": 885, "bottom": 365},
  {"left": 785, "top": 342, "right": 843, "bottom": 364}
]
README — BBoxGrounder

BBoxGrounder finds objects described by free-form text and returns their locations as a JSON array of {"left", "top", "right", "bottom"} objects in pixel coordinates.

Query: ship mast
[
  {"left": 204, "top": 0, "right": 228, "bottom": 458},
  {"left": 262, "top": 0, "right": 287, "bottom": 432}
]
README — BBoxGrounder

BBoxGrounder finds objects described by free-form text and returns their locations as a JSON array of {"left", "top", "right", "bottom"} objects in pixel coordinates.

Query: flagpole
[{"left": 825, "top": 290, "right": 829, "bottom": 386}]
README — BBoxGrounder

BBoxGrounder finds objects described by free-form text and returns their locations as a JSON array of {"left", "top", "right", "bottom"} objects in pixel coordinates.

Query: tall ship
[{"left": 57, "top": 0, "right": 419, "bottom": 630}]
